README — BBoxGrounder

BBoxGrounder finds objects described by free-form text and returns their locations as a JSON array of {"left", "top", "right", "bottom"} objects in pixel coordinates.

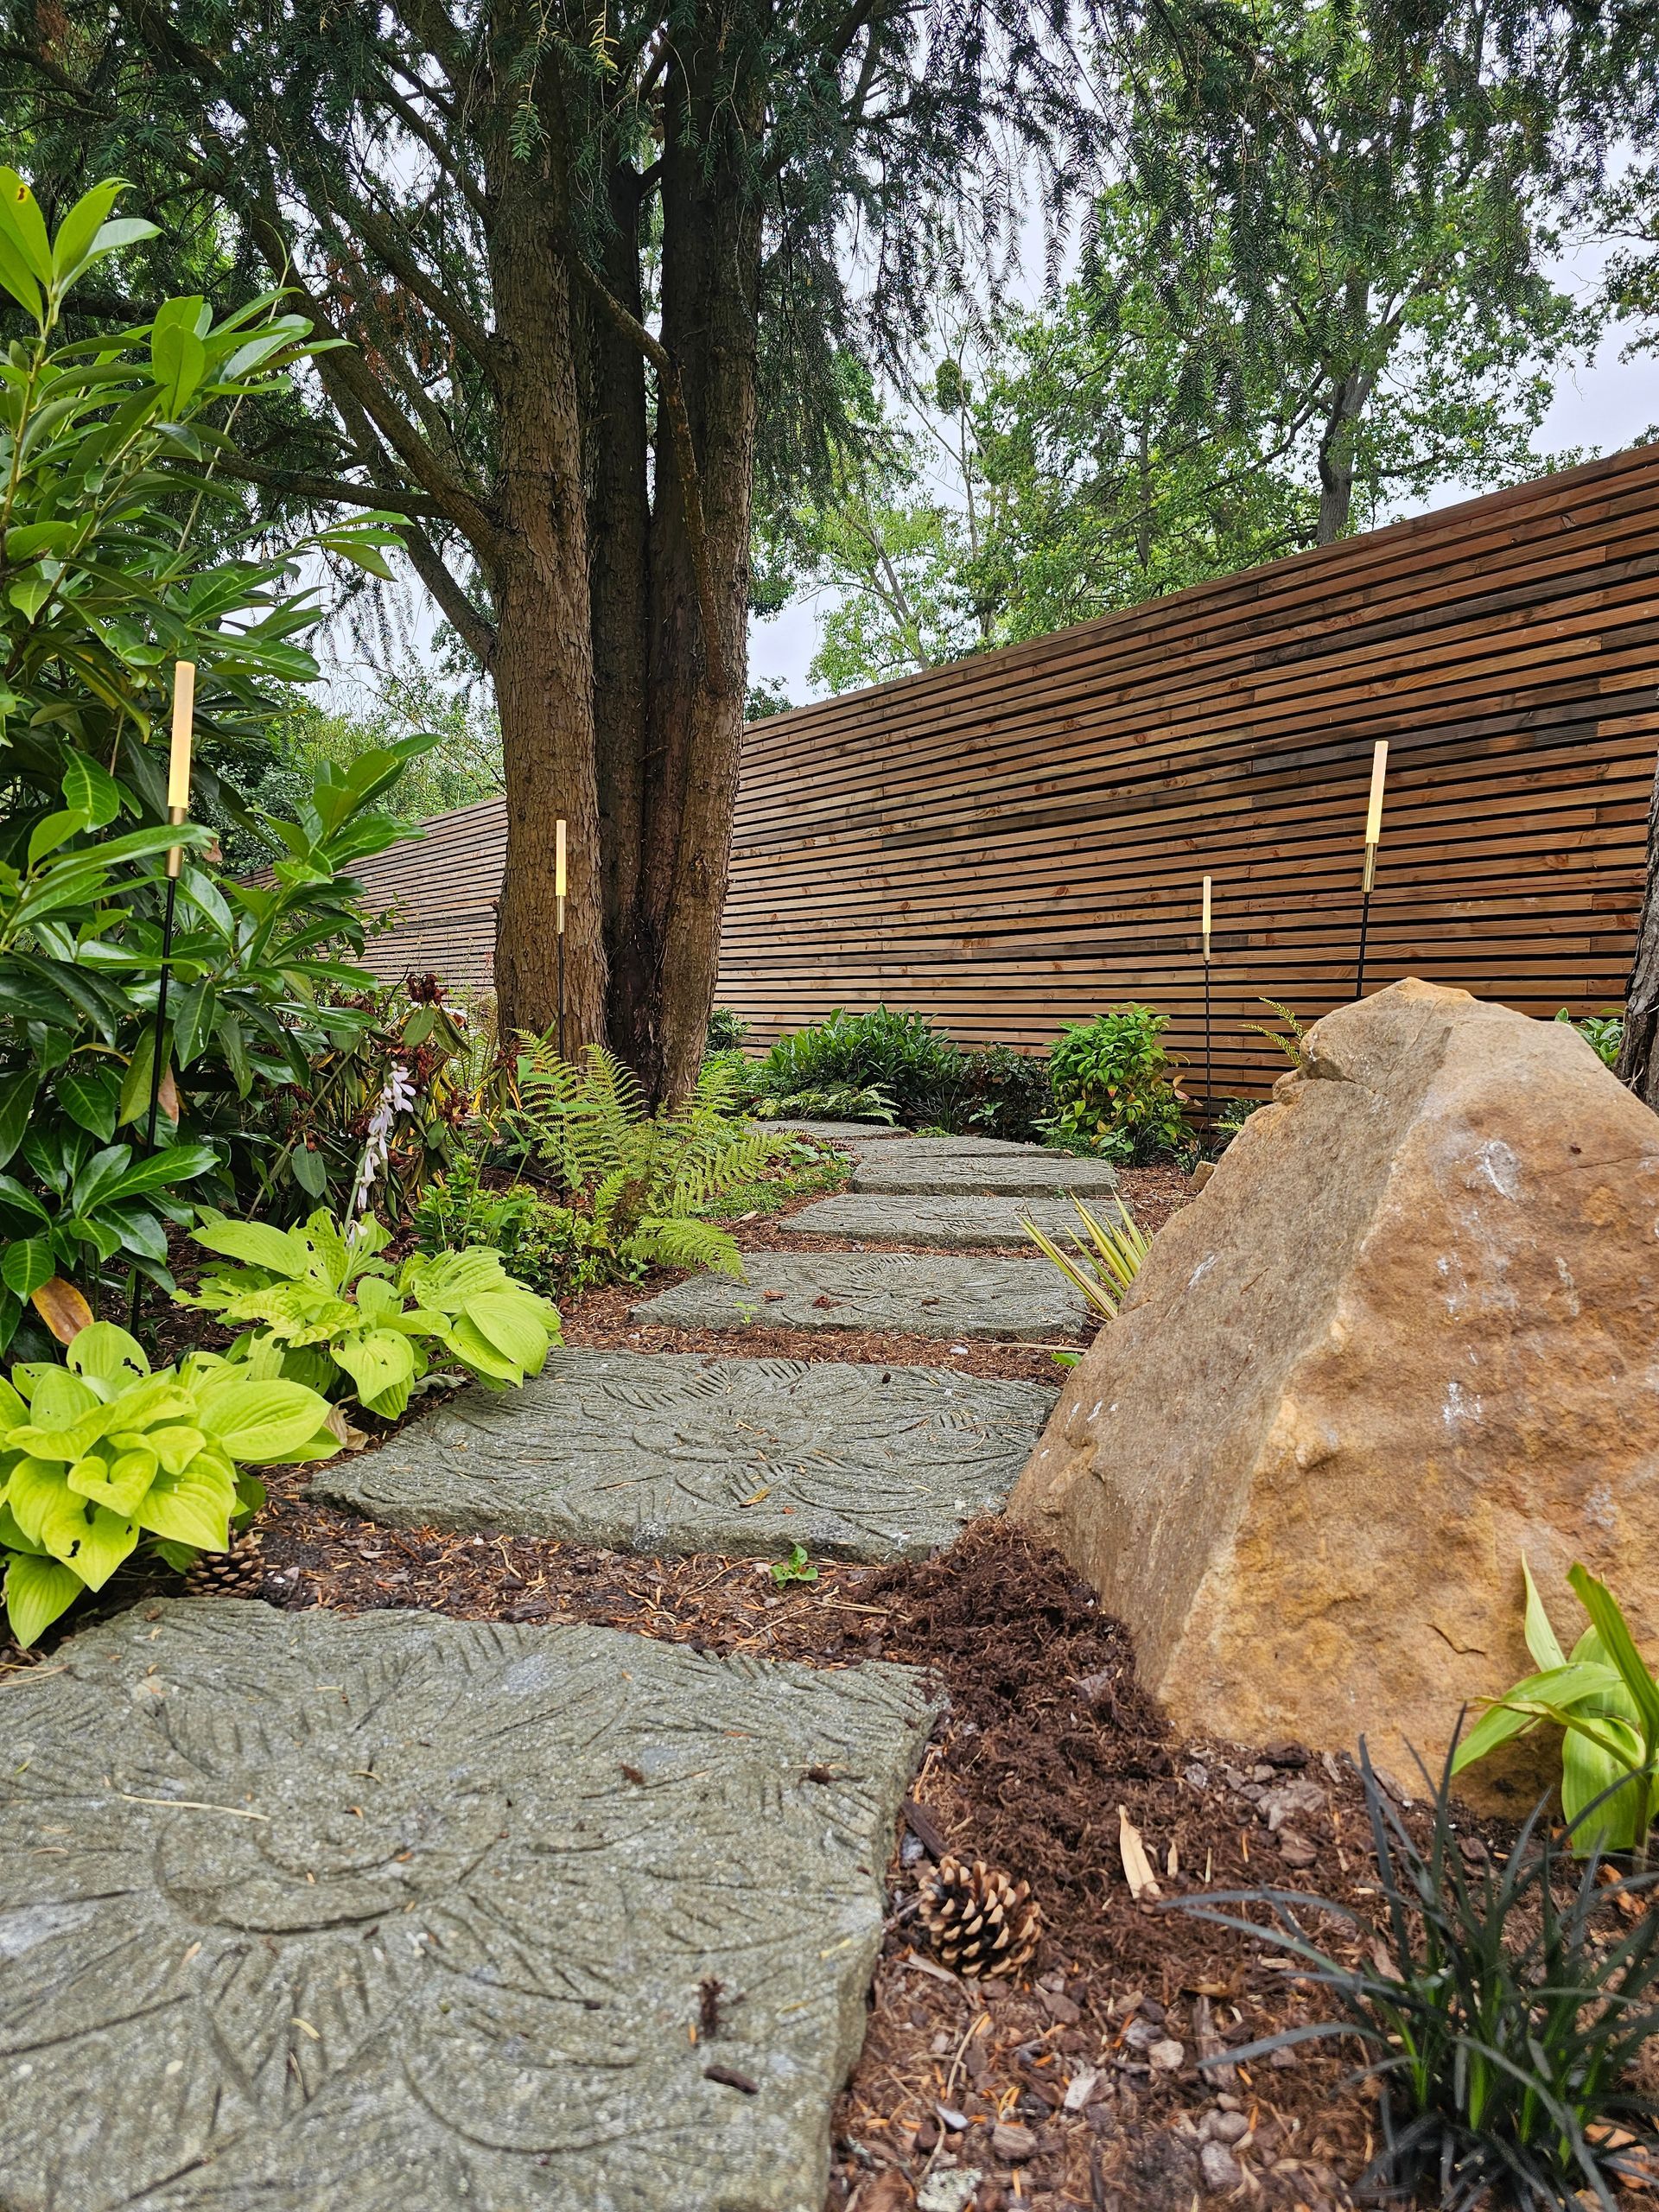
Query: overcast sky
[{"left": 748, "top": 243, "right": 1659, "bottom": 705}]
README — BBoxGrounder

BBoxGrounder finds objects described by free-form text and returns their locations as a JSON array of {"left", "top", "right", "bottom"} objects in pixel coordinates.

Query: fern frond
[{"left": 623, "top": 1216, "right": 745, "bottom": 1276}]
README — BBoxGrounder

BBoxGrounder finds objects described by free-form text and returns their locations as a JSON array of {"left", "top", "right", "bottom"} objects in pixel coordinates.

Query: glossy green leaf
[
  {"left": 56, "top": 1064, "right": 119, "bottom": 1141},
  {"left": 3, "top": 1551, "right": 83, "bottom": 1648},
  {"left": 0, "top": 1071, "right": 39, "bottom": 1170},
  {"left": 0, "top": 1237, "right": 54, "bottom": 1300}
]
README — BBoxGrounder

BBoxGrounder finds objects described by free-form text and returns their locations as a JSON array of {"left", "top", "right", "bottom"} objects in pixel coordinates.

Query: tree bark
[
  {"left": 607, "top": 19, "right": 763, "bottom": 1103},
  {"left": 1315, "top": 362, "right": 1374, "bottom": 544},
  {"left": 1618, "top": 749, "right": 1659, "bottom": 1108},
  {"left": 585, "top": 162, "right": 654, "bottom": 1050},
  {"left": 482, "top": 110, "right": 607, "bottom": 1054}
]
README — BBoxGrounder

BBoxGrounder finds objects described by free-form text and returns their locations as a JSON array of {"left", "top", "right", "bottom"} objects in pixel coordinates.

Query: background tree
[
  {"left": 1122, "top": 0, "right": 1583, "bottom": 545},
  {"left": 3, "top": 0, "right": 1104, "bottom": 1101}
]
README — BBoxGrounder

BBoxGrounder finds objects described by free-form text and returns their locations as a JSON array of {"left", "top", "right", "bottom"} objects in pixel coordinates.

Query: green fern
[{"left": 502, "top": 1037, "right": 781, "bottom": 1278}]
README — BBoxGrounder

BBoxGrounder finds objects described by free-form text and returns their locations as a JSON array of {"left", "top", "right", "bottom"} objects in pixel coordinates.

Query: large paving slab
[
  {"left": 752, "top": 1118, "right": 912, "bottom": 1140},
  {"left": 316, "top": 1349, "right": 1054, "bottom": 1560},
  {"left": 0, "top": 1600, "right": 937, "bottom": 2212},
  {"left": 632, "top": 1250, "right": 1087, "bottom": 1338},
  {"left": 790, "top": 1191, "right": 1107, "bottom": 1249},
  {"left": 851, "top": 1148, "right": 1120, "bottom": 1198}
]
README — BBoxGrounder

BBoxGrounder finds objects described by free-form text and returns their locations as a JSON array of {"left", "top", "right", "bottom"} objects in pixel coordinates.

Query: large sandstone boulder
[{"left": 1008, "top": 978, "right": 1659, "bottom": 1803}]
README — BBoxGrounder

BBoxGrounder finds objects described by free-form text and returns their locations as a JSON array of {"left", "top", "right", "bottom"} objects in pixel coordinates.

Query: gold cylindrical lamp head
[
  {"left": 1201, "top": 874, "right": 1211, "bottom": 963},
  {"left": 1362, "top": 739, "right": 1388, "bottom": 893},
  {"left": 166, "top": 661, "right": 195, "bottom": 878},
  {"left": 555, "top": 816, "right": 567, "bottom": 932}
]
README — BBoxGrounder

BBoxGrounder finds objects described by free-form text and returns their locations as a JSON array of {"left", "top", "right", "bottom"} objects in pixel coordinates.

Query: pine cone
[
  {"left": 916, "top": 1854, "right": 1043, "bottom": 1980},
  {"left": 184, "top": 1529, "right": 266, "bottom": 1599}
]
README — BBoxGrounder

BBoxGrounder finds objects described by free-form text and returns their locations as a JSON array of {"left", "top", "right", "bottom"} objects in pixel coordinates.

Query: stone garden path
[{"left": 2, "top": 1130, "right": 1096, "bottom": 2212}]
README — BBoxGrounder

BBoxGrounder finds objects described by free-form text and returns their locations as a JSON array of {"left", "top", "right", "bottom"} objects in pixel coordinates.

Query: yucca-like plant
[
  {"left": 502, "top": 1040, "right": 783, "bottom": 1278},
  {"left": 1020, "top": 1196, "right": 1150, "bottom": 1320}
]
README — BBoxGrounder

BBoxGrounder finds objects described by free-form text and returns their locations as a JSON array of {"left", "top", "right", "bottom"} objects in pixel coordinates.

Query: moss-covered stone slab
[
  {"left": 315, "top": 1350, "right": 1053, "bottom": 1560},
  {"left": 632, "top": 1251, "right": 1085, "bottom": 1338},
  {"left": 789, "top": 1192, "right": 1097, "bottom": 1249},
  {"left": 0, "top": 1600, "right": 938, "bottom": 2212},
  {"left": 850, "top": 1150, "right": 1120, "bottom": 1198}
]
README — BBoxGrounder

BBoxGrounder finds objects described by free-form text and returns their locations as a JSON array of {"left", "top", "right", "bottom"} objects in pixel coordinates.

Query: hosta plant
[
  {"left": 1453, "top": 1560, "right": 1659, "bottom": 1859},
  {"left": 178, "top": 1211, "right": 561, "bottom": 1419},
  {"left": 0, "top": 1320, "right": 340, "bottom": 1646}
]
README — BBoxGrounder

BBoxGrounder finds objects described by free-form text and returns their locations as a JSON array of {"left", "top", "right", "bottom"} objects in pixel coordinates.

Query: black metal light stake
[
  {"left": 555, "top": 815, "right": 567, "bottom": 1059},
  {"left": 1355, "top": 739, "right": 1388, "bottom": 1000},
  {"left": 1201, "top": 874, "right": 1212, "bottom": 1123},
  {"left": 130, "top": 660, "right": 194, "bottom": 1333}
]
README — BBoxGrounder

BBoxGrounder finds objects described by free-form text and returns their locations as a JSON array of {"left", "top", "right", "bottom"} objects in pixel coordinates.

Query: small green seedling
[{"left": 771, "top": 1542, "right": 818, "bottom": 1587}]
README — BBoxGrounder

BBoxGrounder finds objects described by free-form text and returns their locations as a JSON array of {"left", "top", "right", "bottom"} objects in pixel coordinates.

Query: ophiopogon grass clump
[{"left": 1172, "top": 1741, "right": 1659, "bottom": 2210}]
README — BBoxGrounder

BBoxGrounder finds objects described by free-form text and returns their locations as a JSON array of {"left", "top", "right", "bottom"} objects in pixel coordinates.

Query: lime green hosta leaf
[
  {"left": 4, "top": 1455, "right": 68, "bottom": 1546},
  {"left": 26, "top": 1367, "right": 99, "bottom": 1431},
  {"left": 136, "top": 1459, "right": 235, "bottom": 1552},
  {"left": 1522, "top": 1556, "right": 1567, "bottom": 1671},
  {"left": 192, "top": 1219, "right": 311, "bottom": 1276},
  {"left": 1562, "top": 1707, "right": 1646, "bottom": 1852},
  {"left": 0, "top": 1499, "right": 44, "bottom": 1553},
  {"left": 0, "top": 1374, "right": 28, "bottom": 1433},
  {"left": 67, "top": 1321, "right": 150, "bottom": 1389},
  {"left": 68, "top": 1445, "right": 157, "bottom": 1517},
  {"left": 145, "top": 1425, "right": 208, "bottom": 1478},
  {"left": 37, "top": 1486, "right": 139, "bottom": 1590},
  {"left": 460, "top": 1289, "right": 556, "bottom": 1376},
  {"left": 408, "top": 1247, "right": 514, "bottom": 1310},
  {"left": 354, "top": 1276, "right": 403, "bottom": 1325},
  {"left": 330, "top": 1327, "right": 416, "bottom": 1414},
  {"left": 443, "top": 1313, "right": 528, "bottom": 1386},
  {"left": 192, "top": 1377, "right": 337, "bottom": 1462},
  {"left": 4, "top": 1551, "right": 84, "bottom": 1648},
  {"left": 1569, "top": 1563, "right": 1659, "bottom": 1742}
]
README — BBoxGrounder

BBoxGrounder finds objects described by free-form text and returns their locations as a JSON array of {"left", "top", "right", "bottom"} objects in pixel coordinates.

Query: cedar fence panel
[{"left": 352, "top": 444, "right": 1659, "bottom": 1102}]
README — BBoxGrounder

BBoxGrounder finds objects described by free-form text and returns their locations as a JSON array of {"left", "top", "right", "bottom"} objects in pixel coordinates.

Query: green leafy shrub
[
  {"left": 752, "top": 1007, "right": 963, "bottom": 1125},
  {"left": 414, "top": 1152, "right": 616, "bottom": 1300},
  {"left": 1454, "top": 1560, "right": 1659, "bottom": 1859},
  {"left": 177, "top": 1211, "right": 561, "bottom": 1419},
  {"left": 1554, "top": 1007, "right": 1624, "bottom": 1070},
  {"left": 1178, "top": 1744, "right": 1659, "bottom": 2210},
  {"left": 750, "top": 1083, "right": 899, "bottom": 1125},
  {"left": 1045, "top": 1006, "right": 1186, "bottom": 1161},
  {"left": 928, "top": 1045, "right": 1052, "bottom": 1141},
  {"left": 499, "top": 1043, "right": 780, "bottom": 1279},
  {"left": 706, "top": 1007, "right": 749, "bottom": 1052},
  {"left": 0, "top": 1319, "right": 340, "bottom": 1646},
  {"left": 0, "top": 169, "right": 425, "bottom": 1316}
]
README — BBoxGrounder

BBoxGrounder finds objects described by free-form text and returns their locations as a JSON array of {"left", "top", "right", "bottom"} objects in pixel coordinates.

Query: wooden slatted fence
[{"left": 353, "top": 442, "right": 1658, "bottom": 1101}]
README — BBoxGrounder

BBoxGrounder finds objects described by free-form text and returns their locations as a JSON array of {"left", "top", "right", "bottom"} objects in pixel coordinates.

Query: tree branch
[
  {"left": 401, "top": 522, "right": 498, "bottom": 671},
  {"left": 571, "top": 255, "right": 731, "bottom": 698},
  {"left": 211, "top": 455, "right": 454, "bottom": 522}
]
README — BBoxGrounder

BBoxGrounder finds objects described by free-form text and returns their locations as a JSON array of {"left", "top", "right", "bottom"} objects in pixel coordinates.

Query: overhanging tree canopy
[{"left": 3, "top": 0, "right": 1107, "bottom": 1098}]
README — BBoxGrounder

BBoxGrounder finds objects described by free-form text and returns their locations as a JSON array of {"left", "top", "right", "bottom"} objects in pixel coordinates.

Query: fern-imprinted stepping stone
[
  {"left": 632, "top": 1251, "right": 1086, "bottom": 1339},
  {"left": 787, "top": 1192, "right": 1096, "bottom": 1249},
  {"left": 849, "top": 1149, "right": 1121, "bottom": 1198},
  {"left": 0, "top": 1600, "right": 937, "bottom": 2212},
  {"left": 315, "top": 1349, "right": 1053, "bottom": 1561}
]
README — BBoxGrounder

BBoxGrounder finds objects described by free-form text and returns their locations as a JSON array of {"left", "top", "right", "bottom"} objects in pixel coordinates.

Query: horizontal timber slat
[{"left": 349, "top": 445, "right": 1658, "bottom": 1097}]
